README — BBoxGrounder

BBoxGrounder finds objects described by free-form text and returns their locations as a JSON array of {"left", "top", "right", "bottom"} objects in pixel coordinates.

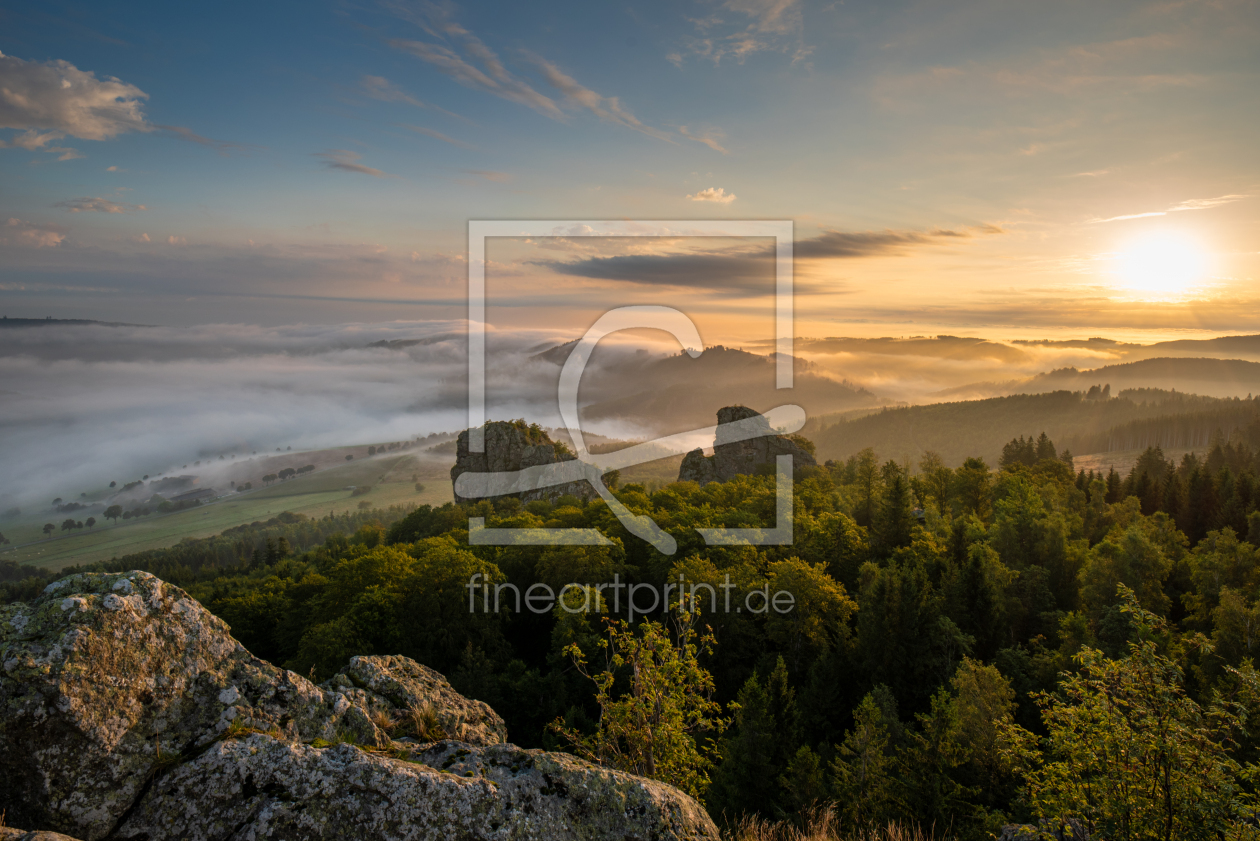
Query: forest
[{"left": 6, "top": 429, "right": 1260, "bottom": 840}]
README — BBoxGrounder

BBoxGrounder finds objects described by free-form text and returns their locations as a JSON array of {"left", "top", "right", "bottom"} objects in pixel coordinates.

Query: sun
[{"left": 1114, "top": 232, "right": 1209, "bottom": 298}]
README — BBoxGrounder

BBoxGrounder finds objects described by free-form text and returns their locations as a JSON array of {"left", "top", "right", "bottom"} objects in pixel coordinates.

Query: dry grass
[
  {"left": 369, "top": 709, "right": 396, "bottom": 733},
  {"left": 727, "top": 805, "right": 942, "bottom": 841},
  {"left": 398, "top": 701, "right": 446, "bottom": 742}
]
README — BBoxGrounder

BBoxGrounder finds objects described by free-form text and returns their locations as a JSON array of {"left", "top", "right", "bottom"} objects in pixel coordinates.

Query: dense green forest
[{"left": 7, "top": 431, "right": 1260, "bottom": 838}]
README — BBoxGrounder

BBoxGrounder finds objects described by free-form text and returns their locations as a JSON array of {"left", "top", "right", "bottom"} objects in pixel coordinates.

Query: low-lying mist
[{"left": 4, "top": 321, "right": 1259, "bottom": 516}]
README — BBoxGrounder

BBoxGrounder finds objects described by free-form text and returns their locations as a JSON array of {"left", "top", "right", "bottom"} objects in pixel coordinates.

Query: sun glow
[{"left": 1114, "top": 232, "right": 1209, "bottom": 299}]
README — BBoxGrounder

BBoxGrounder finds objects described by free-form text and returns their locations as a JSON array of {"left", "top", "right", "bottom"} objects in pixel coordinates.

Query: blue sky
[{"left": 2, "top": 0, "right": 1258, "bottom": 338}]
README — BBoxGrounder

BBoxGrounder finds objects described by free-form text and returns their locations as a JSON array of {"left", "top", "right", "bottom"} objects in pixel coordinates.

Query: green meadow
[{"left": 0, "top": 451, "right": 454, "bottom": 571}]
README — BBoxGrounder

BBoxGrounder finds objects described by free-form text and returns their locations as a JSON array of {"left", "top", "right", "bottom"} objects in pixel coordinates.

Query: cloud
[
  {"left": 0, "top": 120, "right": 86, "bottom": 162},
  {"left": 399, "top": 123, "right": 471, "bottom": 148},
  {"left": 46, "top": 146, "right": 85, "bottom": 161},
  {"left": 106, "top": 165, "right": 124, "bottom": 172},
  {"left": 794, "top": 226, "right": 997, "bottom": 258},
  {"left": 0, "top": 51, "right": 148, "bottom": 141},
  {"left": 56, "top": 196, "right": 147, "bottom": 213},
  {"left": 542, "top": 224, "right": 1001, "bottom": 291},
  {"left": 1168, "top": 194, "right": 1251, "bottom": 211},
  {"left": 361, "top": 74, "right": 426, "bottom": 108},
  {"left": 0, "top": 51, "right": 149, "bottom": 140},
  {"left": 388, "top": 37, "right": 564, "bottom": 120},
  {"left": 546, "top": 250, "right": 775, "bottom": 293},
  {"left": 0, "top": 53, "right": 242, "bottom": 156},
  {"left": 1, "top": 128, "right": 64, "bottom": 149},
  {"left": 166, "top": 235, "right": 186, "bottom": 246},
  {"left": 155, "top": 124, "right": 249, "bottom": 153},
  {"left": 1093, "top": 193, "right": 1252, "bottom": 222},
  {"left": 315, "top": 149, "right": 391, "bottom": 178},
  {"left": 678, "top": 126, "right": 729, "bottom": 154},
  {"left": 386, "top": 5, "right": 669, "bottom": 140},
  {"left": 525, "top": 54, "right": 671, "bottom": 140},
  {"left": 687, "top": 187, "right": 737, "bottom": 204},
  {"left": 4, "top": 217, "right": 65, "bottom": 248},
  {"left": 464, "top": 169, "right": 511, "bottom": 182},
  {"left": 133, "top": 233, "right": 150, "bottom": 243},
  {"left": 680, "top": 0, "right": 810, "bottom": 66}
]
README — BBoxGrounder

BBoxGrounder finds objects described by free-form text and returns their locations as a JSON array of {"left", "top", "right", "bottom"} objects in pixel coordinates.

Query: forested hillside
[
  {"left": 8, "top": 427, "right": 1260, "bottom": 838},
  {"left": 808, "top": 389, "right": 1259, "bottom": 466}
]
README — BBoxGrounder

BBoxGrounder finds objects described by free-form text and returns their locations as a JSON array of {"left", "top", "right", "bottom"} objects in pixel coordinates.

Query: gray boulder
[
  {"left": 116, "top": 735, "right": 716, "bottom": 841},
  {"left": 450, "top": 421, "right": 596, "bottom": 505},
  {"left": 677, "top": 406, "right": 817, "bottom": 486},
  {"left": 0, "top": 830, "right": 84, "bottom": 841},
  {"left": 1, "top": 570, "right": 719, "bottom": 841},
  {"left": 326, "top": 654, "right": 507, "bottom": 746}
]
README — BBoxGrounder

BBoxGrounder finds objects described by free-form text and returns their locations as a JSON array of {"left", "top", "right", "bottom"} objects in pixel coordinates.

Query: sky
[{"left": 2, "top": 0, "right": 1259, "bottom": 341}]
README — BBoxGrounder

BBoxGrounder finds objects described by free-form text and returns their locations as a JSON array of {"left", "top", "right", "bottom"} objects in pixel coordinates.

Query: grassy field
[
  {"left": 0, "top": 451, "right": 455, "bottom": 571},
  {"left": 1073, "top": 447, "right": 1200, "bottom": 476}
]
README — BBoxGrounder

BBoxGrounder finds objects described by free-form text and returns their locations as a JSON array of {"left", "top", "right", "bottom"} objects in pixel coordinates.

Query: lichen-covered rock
[
  {"left": 0, "top": 571, "right": 389, "bottom": 839},
  {"left": 326, "top": 654, "right": 507, "bottom": 746},
  {"left": 450, "top": 420, "right": 596, "bottom": 504},
  {"left": 677, "top": 406, "right": 817, "bottom": 485},
  {"left": 0, "top": 829, "right": 84, "bottom": 841},
  {"left": 678, "top": 449, "right": 718, "bottom": 485},
  {"left": 1, "top": 571, "right": 720, "bottom": 841},
  {"left": 116, "top": 734, "right": 716, "bottom": 841}
]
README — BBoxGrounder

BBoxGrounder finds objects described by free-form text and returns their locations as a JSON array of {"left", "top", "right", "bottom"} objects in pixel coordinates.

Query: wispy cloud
[
  {"left": 315, "top": 149, "right": 392, "bottom": 178},
  {"left": 384, "top": 4, "right": 690, "bottom": 145},
  {"left": 386, "top": 32, "right": 564, "bottom": 120},
  {"left": 398, "top": 123, "right": 471, "bottom": 148},
  {"left": 680, "top": 0, "right": 811, "bottom": 66},
  {"left": 361, "top": 74, "right": 426, "bottom": 108},
  {"left": 56, "top": 196, "right": 147, "bottom": 214},
  {"left": 794, "top": 226, "right": 999, "bottom": 258},
  {"left": 525, "top": 53, "right": 671, "bottom": 140},
  {"left": 463, "top": 169, "right": 511, "bottom": 182},
  {"left": 679, "top": 126, "right": 729, "bottom": 154},
  {"left": 155, "top": 124, "right": 249, "bottom": 154},
  {"left": 3, "top": 217, "right": 65, "bottom": 248},
  {"left": 687, "top": 186, "right": 737, "bottom": 204},
  {"left": 1092, "top": 193, "right": 1251, "bottom": 223},
  {"left": 1, "top": 129, "right": 64, "bottom": 149}
]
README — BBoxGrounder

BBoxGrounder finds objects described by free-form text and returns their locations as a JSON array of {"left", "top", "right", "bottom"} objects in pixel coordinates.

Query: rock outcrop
[
  {"left": 0, "top": 830, "right": 84, "bottom": 841},
  {"left": 1, "top": 570, "right": 719, "bottom": 841},
  {"left": 678, "top": 406, "right": 817, "bottom": 485},
  {"left": 450, "top": 420, "right": 596, "bottom": 505}
]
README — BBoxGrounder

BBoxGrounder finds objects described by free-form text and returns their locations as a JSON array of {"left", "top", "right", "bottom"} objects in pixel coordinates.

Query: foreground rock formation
[
  {"left": 679, "top": 406, "right": 817, "bottom": 485},
  {"left": 0, "top": 570, "right": 719, "bottom": 841},
  {"left": 0, "top": 830, "right": 84, "bottom": 841},
  {"left": 450, "top": 420, "right": 597, "bottom": 505}
]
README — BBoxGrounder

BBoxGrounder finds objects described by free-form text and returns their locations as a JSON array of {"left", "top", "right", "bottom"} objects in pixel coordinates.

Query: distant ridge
[{"left": 0, "top": 316, "right": 152, "bottom": 328}]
